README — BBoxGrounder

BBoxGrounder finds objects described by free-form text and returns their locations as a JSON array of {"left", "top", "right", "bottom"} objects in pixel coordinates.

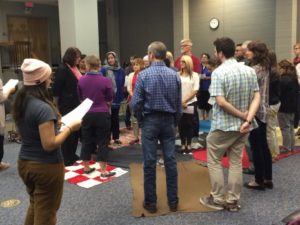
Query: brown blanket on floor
[{"left": 130, "top": 161, "right": 216, "bottom": 217}]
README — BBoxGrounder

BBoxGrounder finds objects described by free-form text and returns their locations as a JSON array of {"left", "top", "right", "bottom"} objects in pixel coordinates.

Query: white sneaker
[{"left": 191, "top": 142, "right": 203, "bottom": 149}]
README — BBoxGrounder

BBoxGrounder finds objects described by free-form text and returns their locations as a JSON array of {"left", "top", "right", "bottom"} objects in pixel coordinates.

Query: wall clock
[{"left": 209, "top": 18, "right": 219, "bottom": 30}]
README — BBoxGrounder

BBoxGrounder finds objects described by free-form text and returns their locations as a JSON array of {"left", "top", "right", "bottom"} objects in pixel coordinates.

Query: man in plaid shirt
[
  {"left": 132, "top": 41, "right": 181, "bottom": 213},
  {"left": 200, "top": 37, "right": 260, "bottom": 212}
]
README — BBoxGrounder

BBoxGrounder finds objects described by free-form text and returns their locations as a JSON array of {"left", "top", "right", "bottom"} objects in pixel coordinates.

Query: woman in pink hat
[{"left": 13, "top": 58, "right": 81, "bottom": 225}]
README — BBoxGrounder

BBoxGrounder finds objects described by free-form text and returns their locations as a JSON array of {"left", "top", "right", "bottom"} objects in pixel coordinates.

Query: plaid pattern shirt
[
  {"left": 252, "top": 64, "right": 269, "bottom": 123},
  {"left": 209, "top": 58, "right": 259, "bottom": 132},
  {"left": 132, "top": 61, "right": 182, "bottom": 123}
]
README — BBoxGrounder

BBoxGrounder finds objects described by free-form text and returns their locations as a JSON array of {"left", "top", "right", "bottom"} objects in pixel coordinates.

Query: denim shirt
[{"left": 132, "top": 61, "right": 182, "bottom": 124}]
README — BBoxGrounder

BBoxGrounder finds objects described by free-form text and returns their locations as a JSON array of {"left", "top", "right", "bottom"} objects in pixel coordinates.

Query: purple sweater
[{"left": 77, "top": 72, "right": 113, "bottom": 112}]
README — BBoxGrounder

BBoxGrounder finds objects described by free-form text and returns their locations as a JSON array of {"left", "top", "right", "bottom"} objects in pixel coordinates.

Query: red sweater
[{"left": 174, "top": 54, "right": 201, "bottom": 73}]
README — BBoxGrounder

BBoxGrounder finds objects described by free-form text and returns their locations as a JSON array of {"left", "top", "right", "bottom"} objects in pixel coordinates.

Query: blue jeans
[{"left": 141, "top": 113, "right": 178, "bottom": 204}]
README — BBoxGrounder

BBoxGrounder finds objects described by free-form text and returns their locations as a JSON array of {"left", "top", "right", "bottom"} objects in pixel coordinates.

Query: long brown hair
[
  {"left": 13, "top": 82, "right": 61, "bottom": 126},
  {"left": 63, "top": 47, "right": 81, "bottom": 67},
  {"left": 278, "top": 60, "right": 297, "bottom": 81},
  {"left": 247, "top": 41, "right": 270, "bottom": 70}
]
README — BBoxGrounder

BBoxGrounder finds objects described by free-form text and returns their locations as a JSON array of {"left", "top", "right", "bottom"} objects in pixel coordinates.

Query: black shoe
[
  {"left": 264, "top": 181, "right": 274, "bottom": 189},
  {"left": 168, "top": 201, "right": 178, "bottom": 212},
  {"left": 83, "top": 168, "right": 96, "bottom": 174},
  {"left": 244, "top": 182, "right": 265, "bottom": 191},
  {"left": 114, "top": 139, "right": 122, "bottom": 145},
  {"left": 143, "top": 202, "right": 157, "bottom": 213},
  {"left": 100, "top": 171, "right": 116, "bottom": 178},
  {"left": 225, "top": 201, "right": 241, "bottom": 212}
]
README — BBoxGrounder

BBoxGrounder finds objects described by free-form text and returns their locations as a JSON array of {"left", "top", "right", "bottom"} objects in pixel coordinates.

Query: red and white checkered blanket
[{"left": 64, "top": 160, "right": 128, "bottom": 188}]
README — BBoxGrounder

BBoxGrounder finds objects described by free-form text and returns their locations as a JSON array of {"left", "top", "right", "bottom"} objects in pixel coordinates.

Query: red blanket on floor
[
  {"left": 192, "top": 149, "right": 300, "bottom": 169},
  {"left": 192, "top": 149, "right": 250, "bottom": 169}
]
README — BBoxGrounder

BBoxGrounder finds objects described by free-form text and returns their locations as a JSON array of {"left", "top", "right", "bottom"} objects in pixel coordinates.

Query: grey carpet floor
[{"left": 1, "top": 142, "right": 300, "bottom": 225}]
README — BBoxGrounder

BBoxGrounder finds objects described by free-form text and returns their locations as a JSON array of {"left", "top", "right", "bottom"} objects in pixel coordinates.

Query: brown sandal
[{"left": 0, "top": 162, "right": 10, "bottom": 171}]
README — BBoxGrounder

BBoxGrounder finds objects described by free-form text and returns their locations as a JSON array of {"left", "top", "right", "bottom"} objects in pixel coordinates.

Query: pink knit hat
[{"left": 21, "top": 58, "right": 52, "bottom": 86}]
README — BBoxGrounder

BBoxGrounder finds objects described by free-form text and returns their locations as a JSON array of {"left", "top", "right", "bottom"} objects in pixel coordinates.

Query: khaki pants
[
  {"left": 18, "top": 160, "right": 64, "bottom": 225},
  {"left": 206, "top": 130, "right": 248, "bottom": 203},
  {"left": 266, "top": 103, "right": 280, "bottom": 158}
]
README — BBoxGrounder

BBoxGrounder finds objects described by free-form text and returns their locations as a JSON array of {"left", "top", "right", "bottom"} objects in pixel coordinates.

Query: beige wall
[
  {"left": 58, "top": 0, "right": 99, "bottom": 58},
  {"left": 173, "top": 0, "right": 189, "bottom": 58},
  {"left": 275, "top": 0, "right": 297, "bottom": 61},
  {"left": 188, "top": 0, "right": 276, "bottom": 58},
  {"left": 297, "top": 0, "right": 300, "bottom": 43}
]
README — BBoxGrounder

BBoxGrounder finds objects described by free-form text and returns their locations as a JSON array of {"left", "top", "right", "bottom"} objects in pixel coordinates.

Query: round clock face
[{"left": 209, "top": 18, "right": 219, "bottom": 30}]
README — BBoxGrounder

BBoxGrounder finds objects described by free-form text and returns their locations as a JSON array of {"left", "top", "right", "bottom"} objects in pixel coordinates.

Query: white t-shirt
[
  {"left": 179, "top": 71, "right": 199, "bottom": 105},
  {"left": 296, "top": 63, "right": 300, "bottom": 85}
]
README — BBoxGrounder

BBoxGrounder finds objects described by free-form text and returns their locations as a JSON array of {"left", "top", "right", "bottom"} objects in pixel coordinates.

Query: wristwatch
[{"left": 245, "top": 120, "right": 252, "bottom": 125}]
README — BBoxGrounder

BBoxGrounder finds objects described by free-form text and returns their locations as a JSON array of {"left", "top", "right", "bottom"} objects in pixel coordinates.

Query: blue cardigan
[{"left": 101, "top": 66, "right": 125, "bottom": 107}]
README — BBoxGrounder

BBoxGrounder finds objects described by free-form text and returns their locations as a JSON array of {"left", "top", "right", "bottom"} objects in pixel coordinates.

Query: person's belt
[{"left": 145, "top": 111, "right": 174, "bottom": 116}]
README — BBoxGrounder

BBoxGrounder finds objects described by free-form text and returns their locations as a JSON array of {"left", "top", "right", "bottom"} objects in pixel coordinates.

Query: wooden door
[
  {"left": 7, "top": 16, "right": 49, "bottom": 62},
  {"left": 7, "top": 16, "right": 29, "bottom": 41}
]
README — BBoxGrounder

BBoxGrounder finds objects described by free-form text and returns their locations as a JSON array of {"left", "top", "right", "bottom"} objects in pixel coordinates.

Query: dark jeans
[
  {"left": 111, "top": 106, "right": 120, "bottom": 140},
  {"left": 249, "top": 118, "right": 272, "bottom": 184},
  {"left": 294, "top": 91, "right": 300, "bottom": 128},
  {"left": 80, "top": 112, "right": 111, "bottom": 162},
  {"left": 178, "top": 113, "right": 194, "bottom": 145},
  {"left": 125, "top": 104, "right": 131, "bottom": 128},
  {"left": 142, "top": 113, "right": 178, "bottom": 204},
  {"left": 18, "top": 160, "right": 64, "bottom": 225},
  {"left": 60, "top": 107, "right": 80, "bottom": 166},
  {"left": 61, "top": 130, "right": 80, "bottom": 166},
  {"left": 192, "top": 102, "right": 199, "bottom": 137},
  {"left": 0, "top": 135, "right": 3, "bottom": 162}
]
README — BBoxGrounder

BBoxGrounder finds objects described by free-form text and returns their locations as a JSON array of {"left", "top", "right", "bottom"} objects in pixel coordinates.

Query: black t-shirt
[
  {"left": 279, "top": 76, "right": 299, "bottom": 113},
  {"left": 18, "top": 97, "right": 63, "bottom": 163}
]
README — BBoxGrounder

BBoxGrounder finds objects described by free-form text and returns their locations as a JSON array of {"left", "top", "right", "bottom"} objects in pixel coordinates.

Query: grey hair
[{"left": 148, "top": 41, "right": 167, "bottom": 60}]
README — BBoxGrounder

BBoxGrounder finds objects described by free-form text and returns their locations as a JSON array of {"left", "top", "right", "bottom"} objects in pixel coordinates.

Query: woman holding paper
[
  {"left": 77, "top": 55, "right": 115, "bottom": 178},
  {"left": 0, "top": 79, "right": 16, "bottom": 171},
  {"left": 12, "top": 58, "right": 81, "bottom": 225},
  {"left": 178, "top": 55, "right": 200, "bottom": 154}
]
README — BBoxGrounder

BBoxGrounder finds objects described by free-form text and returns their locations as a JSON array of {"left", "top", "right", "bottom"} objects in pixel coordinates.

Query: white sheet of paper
[
  {"left": 3, "top": 79, "right": 19, "bottom": 95},
  {"left": 182, "top": 105, "right": 194, "bottom": 114},
  {"left": 60, "top": 98, "right": 93, "bottom": 131}
]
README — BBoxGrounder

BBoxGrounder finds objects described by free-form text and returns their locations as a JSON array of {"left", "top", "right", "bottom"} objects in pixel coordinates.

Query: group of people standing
[
  {"left": 1, "top": 35, "right": 300, "bottom": 224},
  {"left": 130, "top": 37, "right": 300, "bottom": 214},
  {"left": 202, "top": 39, "right": 300, "bottom": 213},
  {"left": 51, "top": 48, "right": 126, "bottom": 167}
]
